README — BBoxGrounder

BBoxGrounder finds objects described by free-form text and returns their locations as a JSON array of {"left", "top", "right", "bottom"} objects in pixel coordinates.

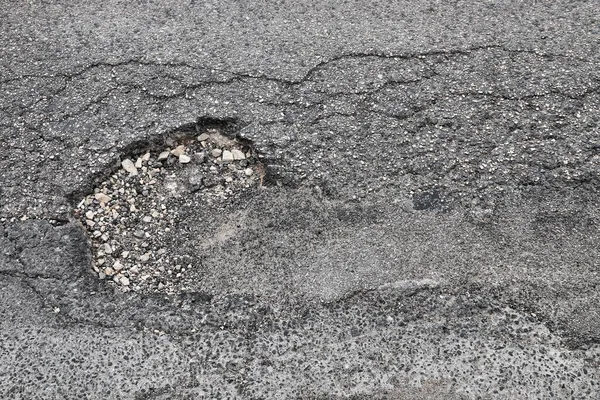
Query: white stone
[
  {"left": 139, "top": 253, "right": 151, "bottom": 262},
  {"left": 121, "top": 159, "right": 138, "bottom": 175},
  {"left": 231, "top": 149, "right": 245, "bottom": 160},
  {"left": 94, "top": 193, "right": 111, "bottom": 204},
  {"left": 157, "top": 151, "right": 170, "bottom": 160},
  {"left": 120, "top": 276, "right": 130, "bottom": 286},
  {"left": 85, "top": 210, "right": 95, "bottom": 220},
  {"left": 179, "top": 154, "right": 191, "bottom": 164},
  {"left": 102, "top": 243, "right": 113, "bottom": 254},
  {"left": 135, "top": 158, "right": 143, "bottom": 168},
  {"left": 244, "top": 168, "right": 253, "bottom": 176},
  {"left": 113, "top": 260, "right": 124, "bottom": 271},
  {"left": 211, "top": 148, "right": 222, "bottom": 158},
  {"left": 222, "top": 150, "right": 234, "bottom": 162},
  {"left": 171, "top": 145, "right": 186, "bottom": 157},
  {"left": 142, "top": 152, "right": 151, "bottom": 161},
  {"left": 197, "top": 133, "right": 210, "bottom": 141}
]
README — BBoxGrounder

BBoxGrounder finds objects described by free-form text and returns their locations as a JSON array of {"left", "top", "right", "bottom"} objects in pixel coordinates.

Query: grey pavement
[{"left": 1, "top": 1, "right": 599, "bottom": 398}]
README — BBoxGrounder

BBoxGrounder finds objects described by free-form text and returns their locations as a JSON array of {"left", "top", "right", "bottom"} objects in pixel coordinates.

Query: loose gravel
[{"left": 74, "top": 129, "right": 265, "bottom": 294}]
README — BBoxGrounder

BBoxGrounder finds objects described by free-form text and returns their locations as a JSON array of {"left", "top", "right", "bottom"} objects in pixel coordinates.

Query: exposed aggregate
[{"left": 75, "top": 129, "right": 265, "bottom": 294}]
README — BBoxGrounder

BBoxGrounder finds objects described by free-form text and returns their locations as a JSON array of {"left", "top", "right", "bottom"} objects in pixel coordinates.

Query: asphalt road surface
[{"left": 1, "top": 1, "right": 599, "bottom": 399}]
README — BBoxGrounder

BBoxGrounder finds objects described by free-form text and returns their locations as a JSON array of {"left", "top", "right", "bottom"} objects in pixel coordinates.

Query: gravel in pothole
[{"left": 75, "top": 129, "right": 265, "bottom": 294}]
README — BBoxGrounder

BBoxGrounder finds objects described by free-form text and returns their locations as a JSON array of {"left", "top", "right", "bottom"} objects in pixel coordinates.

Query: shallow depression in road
[{"left": 75, "top": 127, "right": 265, "bottom": 294}]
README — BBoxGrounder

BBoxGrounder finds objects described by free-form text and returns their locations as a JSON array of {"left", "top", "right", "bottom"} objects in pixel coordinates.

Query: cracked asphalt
[{"left": 1, "top": 1, "right": 599, "bottom": 398}]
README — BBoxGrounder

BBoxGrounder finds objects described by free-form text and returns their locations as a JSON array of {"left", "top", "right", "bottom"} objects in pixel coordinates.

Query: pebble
[
  {"left": 121, "top": 251, "right": 130, "bottom": 258},
  {"left": 171, "top": 145, "right": 186, "bottom": 157},
  {"left": 135, "top": 158, "right": 143, "bottom": 168},
  {"left": 142, "top": 152, "right": 151, "bottom": 161},
  {"left": 129, "top": 265, "right": 140, "bottom": 274},
  {"left": 197, "top": 133, "right": 210, "bottom": 141},
  {"left": 120, "top": 276, "right": 130, "bottom": 286},
  {"left": 179, "top": 154, "right": 191, "bottom": 164},
  {"left": 85, "top": 210, "right": 95, "bottom": 220},
  {"left": 139, "top": 253, "right": 151, "bottom": 262},
  {"left": 142, "top": 216, "right": 152, "bottom": 223},
  {"left": 244, "top": 168, "right": 253, "bottom": 176},
  {"left": 211, "top": 148, "right": 222, "bottom": 158},
  {"left": 231, "top": 149, "right": 245, "bottom": 160},
  {"left": 157, "top": 151, "right": 170, "bottom": 161},
  {"left": 133, "top": 230, "right": 145, "bottom": 238},
  {"left": 113, "top": 260, "right": 124, "bottom": 271},
  {"left": 104, "top": 267, "right": 114, "bottom": 276},
  {"left": 94, "top": 193, "right": 111, "bottom": 204},
  {"left": 86, "top": 219, "right": 95, "bottom": 227},
  {"left": 121, "top": 159, "right": 138, "bottom": 175},
  {"left": 102, "top": 243, "right": 113, "bottom": 254},
  {"left": 222, "top": 150, "right": 234, "bottom": 162}
]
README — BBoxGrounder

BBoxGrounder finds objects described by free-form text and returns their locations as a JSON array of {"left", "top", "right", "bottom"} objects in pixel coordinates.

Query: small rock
[
  {"left": 129, "top": 265, "right": 140, "bottom": 274},
  {"left": 121, "top": 251, "right": 130, "bottom": 258},
  {"left": 121, "top": 159, "right": 138, "bottom": 175},
  {"left": 211, "top": 148, "right": 222, "bottom": 158},
  {"left": 158, "top": 282, "right": 165, "bottom": 290},
  {"left": 120, "top": 276, "right": 130, "bottom": 286},
  {"left": 97, "top": 258, "right": 105, "bottom": 266},
  {"left": 85, "top": 210, "right": 95, "bottom": 220},
  {"left": 244, "top": 168, "right": 253, "bottom": 176},
  {"left": 157, "top": 151, "right": 170, "bottom": 161},
  {"left": 231, "top": 149, "right": 245, "bottom": 160},
  {"left": 135, "top": 158, "right": 143, "bottom": 168},
  {"left": 197, "top": 133, "right": 210, "bottom": 141},
  {"left": 86, "top": 219, "right": 95, "bottom": 227},
  {"left": 104, "top": 267, "right": 115, "bottom": 276},
  {"left": 142, "top": 152, "right": 151, "bottom": 161},
  {"left": 133, "top": 230, "right": 145, "bottom": 239},
  {"left": 113, "top": 260, "right": 124, "bottom": 271},
  {"left": 94, "top": 193, "right": 111, "bottom": 204},
  {"left": 98, "top": 272, "right": 106, "bottom": 280},
  {"left": 102, "top": 243, "right": 113, "bottom": 254},
  {"left": 142, "top": 216, "right": 152, "bottom": 223},
  {"left": 225, "top": 177, "right": 233, "bottom": 183},
  {"left": 139, "top": 253, "right": 151, "bottom": 263},
  {"left": 222, "top": 150, "right": 234, "bottom": 162},
  {"left": 171, "top": 145, "right": 186, "bottom": 157},
  {"left": 179, "top": 154, "right": 191, "bottom": 164}
]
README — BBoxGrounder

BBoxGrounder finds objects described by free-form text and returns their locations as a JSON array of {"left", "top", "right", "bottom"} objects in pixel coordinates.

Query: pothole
[{"left": 74, "top": 126, "right": 266, "bottom": 294}]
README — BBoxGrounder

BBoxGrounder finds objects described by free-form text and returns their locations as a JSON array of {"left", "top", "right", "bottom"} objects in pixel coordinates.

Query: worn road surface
[{"left": 1, "top": 1, "right": 599, "bottom": 399}]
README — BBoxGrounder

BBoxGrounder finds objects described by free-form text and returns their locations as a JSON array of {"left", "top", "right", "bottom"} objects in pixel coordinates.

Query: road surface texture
[{"left": 1, "top": 1, "right": 599, "bottom": 398}]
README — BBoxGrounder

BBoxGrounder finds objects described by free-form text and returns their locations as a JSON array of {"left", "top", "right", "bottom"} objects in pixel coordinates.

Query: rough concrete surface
[{"left": 1, "top": 0, "right": 599, "bottom": 398}]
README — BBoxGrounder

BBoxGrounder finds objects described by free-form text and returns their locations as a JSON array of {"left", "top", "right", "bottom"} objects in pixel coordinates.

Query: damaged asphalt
[{"left": 1, "top": 0, "right": 600, "bottom": 398}]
